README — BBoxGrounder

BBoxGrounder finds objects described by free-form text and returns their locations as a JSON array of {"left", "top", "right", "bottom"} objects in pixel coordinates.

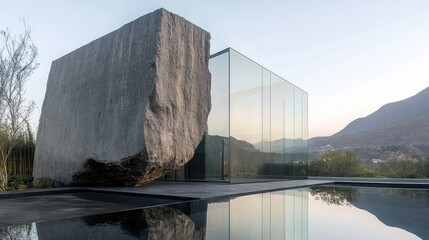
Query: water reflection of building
[
  {"left": 206, "top": 188, "right": 309, "bottom": 239},
  {"left": 164, "top": 48, "right": 308, "bottom": 183}
]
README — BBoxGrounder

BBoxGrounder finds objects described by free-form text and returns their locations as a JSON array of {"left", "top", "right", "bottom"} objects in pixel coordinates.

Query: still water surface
[{"left": 1, "top": 186, "right": 427, "bottom": 239}]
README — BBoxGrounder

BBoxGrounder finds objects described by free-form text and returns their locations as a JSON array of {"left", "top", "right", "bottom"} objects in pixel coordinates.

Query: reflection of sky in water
[
  {"left": 309, "top": 192, "right": 420, "bottom": 240},
  {"left": 308, "top": 188, "right": 421, "bottom": 239},
  {"left": 206, "top": 187, "right": 425, "bottom": 240}
]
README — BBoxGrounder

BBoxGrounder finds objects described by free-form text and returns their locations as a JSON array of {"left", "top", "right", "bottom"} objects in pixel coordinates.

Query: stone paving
[{"left": 87, "top": 179, "right": 331, "bottom": 200}]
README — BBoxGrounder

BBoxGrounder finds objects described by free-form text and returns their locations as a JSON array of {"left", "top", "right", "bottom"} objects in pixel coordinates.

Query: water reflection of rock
[
  {"left": 36, "top": 203, "right": 207, "bottom": 240},
  {"left": 143, "top": 206, "right": 205, "bottom": 239},
  {"left": 310, "top": 186, "right": 359, "bottom": 206},
  {"left": 0, "top": 223, "right": 37, "bottom": 240}
]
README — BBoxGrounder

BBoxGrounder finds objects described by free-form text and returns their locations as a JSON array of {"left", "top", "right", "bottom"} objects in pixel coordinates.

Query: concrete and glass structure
[{"left": 164, "top": 48, "right": 308, "bottom": 183}]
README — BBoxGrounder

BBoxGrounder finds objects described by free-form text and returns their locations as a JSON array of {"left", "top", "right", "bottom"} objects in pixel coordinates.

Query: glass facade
[{"left": 164, "top": 48, "right": 308, "bottom": 183}]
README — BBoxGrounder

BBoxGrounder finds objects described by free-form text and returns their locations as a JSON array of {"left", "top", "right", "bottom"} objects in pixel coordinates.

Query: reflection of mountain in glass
[
  {"left": 35, "top": 202, "right": 207, "bottom": 240},
  {"left": 229, "top": 136, "right": 308, "bottom": 179},
  {"left": 203, "top": 134, "right": 308, "bottom": 179},
  {"left": 178, "top": 134, "right": 308, "bottom": 181},
  {"left": 311, "top": 186, "right": 429, "bottom": 239},
  {"left": 254, "top": 138, "right": 307, "bottom": 153}
]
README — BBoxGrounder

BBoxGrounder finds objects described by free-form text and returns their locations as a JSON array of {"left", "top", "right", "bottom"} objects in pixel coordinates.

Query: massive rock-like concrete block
[{"left": 33, "top": 8, "right": 211, "bottom": 186}]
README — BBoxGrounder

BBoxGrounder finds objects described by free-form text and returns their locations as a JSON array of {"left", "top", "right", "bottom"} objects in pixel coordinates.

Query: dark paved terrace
[
  {"left": 87, "top": 179, "right": 331, "bottom": 199},
  {"left": 86, "top": 177, "right": 429, "bottom": 200}
]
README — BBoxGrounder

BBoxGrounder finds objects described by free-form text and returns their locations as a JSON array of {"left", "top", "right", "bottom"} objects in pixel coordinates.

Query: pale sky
[{"left": 1, "top": 0, "right": 428, "bottom": 138}]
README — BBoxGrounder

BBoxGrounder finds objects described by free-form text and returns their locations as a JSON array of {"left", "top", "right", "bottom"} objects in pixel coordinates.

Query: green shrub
[
  {"left": 33, "top": 177, "right": 55, "bottom": 189},
  {"left": 310, "top": 151, "right": 429, "bottom": 179},
  {"left": 309, "top": 150, "right": 363, "bottom": 177},
  {"left": 374, "top": 158, "right": 426, "bottom": 178},
  {"left": 7, "top": 174, "right": 33, "bottom": 190}
]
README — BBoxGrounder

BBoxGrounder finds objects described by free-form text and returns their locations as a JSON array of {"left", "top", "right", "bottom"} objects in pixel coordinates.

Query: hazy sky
[{"left": 1, "top": 0, "right": 428, "bottom": 138}]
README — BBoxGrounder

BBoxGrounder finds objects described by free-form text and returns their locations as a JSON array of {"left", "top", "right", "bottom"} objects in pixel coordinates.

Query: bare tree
[{"left": 0, "top": 22, "right": 38, "bottom": 190}]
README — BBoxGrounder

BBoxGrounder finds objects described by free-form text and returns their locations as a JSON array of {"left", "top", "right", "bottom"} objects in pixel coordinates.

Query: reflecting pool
[
  {"left": 0, "top": 186, "right": 428, "bottom": 239},
  {"left": 309, "top": 186, "right": 428, "bottom": 240}
]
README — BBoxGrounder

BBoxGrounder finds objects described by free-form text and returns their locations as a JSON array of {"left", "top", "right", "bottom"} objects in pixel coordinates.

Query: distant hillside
[
  {"left": 310, "top": 87, "right": 429, "bottom": 160},
  {"left": 334, "top": 87, "right": 429, "bottom": 137}
]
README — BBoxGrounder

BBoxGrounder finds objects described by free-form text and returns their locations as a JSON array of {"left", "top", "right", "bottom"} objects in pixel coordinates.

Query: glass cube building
[{"left": 164, "top": 48, "right": 308, "bottom": 183}]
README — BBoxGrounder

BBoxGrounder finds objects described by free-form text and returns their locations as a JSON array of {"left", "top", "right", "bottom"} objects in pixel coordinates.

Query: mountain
[
  {"left": 310, "top": 87, "right": 429, "bottom": 160},
  {"left": 334, "top": 87, "right": 429, "bottom": 137},
  {"left": 254, "top": 139, "right": 306, "bottom": 153}
]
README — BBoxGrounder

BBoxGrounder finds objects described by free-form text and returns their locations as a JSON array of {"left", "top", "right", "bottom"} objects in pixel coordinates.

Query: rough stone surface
[
  {"left": 33, "top": 8, "right": 211, "bottom": 186},
  {"left": 35, "top": 205, "right": 206, "bottom": 240}
]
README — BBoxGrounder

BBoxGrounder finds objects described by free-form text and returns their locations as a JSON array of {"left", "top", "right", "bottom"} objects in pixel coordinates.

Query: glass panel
[
  {"left": 294, "top": 88, "right": 304, "bottom": 177},
  {"left": 261, "top": 69, "right": 271, "bottom": 176},
  {"left": 284, "top": 82, "right": 295, "bottom": 177},
  {"left": 270, "top": 191, "right": 285, "bottom": 238},
  {"left": 163, "top": 170, "right": 175, "bottom": 180},
  {"left": 229, "top": 49, "right": 263, "bottom": 182},
  {"left": 175, "top": 164, "right": 185, "bottom": 181},
  {"left": 208, "top": 51, "right": 230, "bottom": 138},
  {"left": 302, "top": 187, "right": 309, "bottom": 240},
  {"left": 202, "top": 50, "right": 230, "bottom": 180},
  {"left": 302, "top": 92, "right": 309, "bottom": 177},
  {"left": 294, "top": 189, "right": 304, "bottom": 239},
  {"left": 262, "top": 193, "right": 271, "bottom": 239},
  {"left": 229, "top": 48, "right": 308, "bottom": 182},
  {"left": 230, "top": 193, "right": 263, "bottom": 239},
  {"left": 285, "top": 189, "right": 295, "bottom": 239},
  {"left": 169, "top": 50, "right": 230, "bottom": 181},
  {"left": 270, "top": 74, "right": 286, "bottom": 177},
  {"left": 206, "top": 201, "right": 230, "bottom": 239},
  {"left": 227, "top": 189, "right": 308, "bottom": 240}
]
